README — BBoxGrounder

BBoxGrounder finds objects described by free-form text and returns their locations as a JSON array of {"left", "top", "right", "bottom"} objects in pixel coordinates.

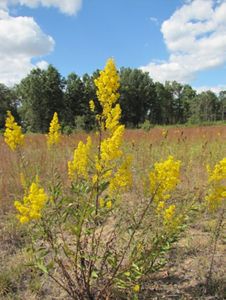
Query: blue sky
[{"left": 0, "top": 0, "right": 226, "bottom": 93}]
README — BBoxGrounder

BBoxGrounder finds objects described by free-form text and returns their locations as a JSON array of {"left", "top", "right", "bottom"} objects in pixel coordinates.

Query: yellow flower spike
[
  {"left": 68, "top": 136, "right": 92, "bottom": 180},
  {"left": 109, "top": 155, "right": 133, "bottom": 194},
  {"left": 149, "top": 156, "right": 181, "bottom": 203},
  {"left": 4, "top": 111, "right": 24, "bottom": 151},
  {"left": 47, "top": 112, "right": 61, "bottom": 147},
  {"left": 100, "top": 125, "right": 125, "bottom": 163},
  {"left": 14, "top": 177, "right": 48, "bottom": 224},
  {"left": 106, "top": 200, "right": 112, "bottom": 209},
  {"left": 205, "top": 158, "right": 226, "bottom": 211},
  {"left": 163, "top": 205, "right": 176, "bottom": 225},
  {"left": 89, "top": 100, "right": 95, "bottom": 112},
  {"left": 94, "top": 58, "right": 120, "bottom": 121}
]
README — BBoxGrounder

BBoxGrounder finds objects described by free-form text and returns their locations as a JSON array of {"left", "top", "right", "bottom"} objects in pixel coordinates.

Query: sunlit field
[
  {"left": 0, "top": 60, "right": 225, "bottom": 300},
  {"left": 0, "top": 124, "right": 225, "bottom": 299}
]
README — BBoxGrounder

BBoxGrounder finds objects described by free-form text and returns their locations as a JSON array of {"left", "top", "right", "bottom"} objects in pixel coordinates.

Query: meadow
[
  {"left": 0, "top": 60, "right": 225, "bottom": 299},
  {"left": 0, "top": 124, "right": 225, "bottom": 299}
]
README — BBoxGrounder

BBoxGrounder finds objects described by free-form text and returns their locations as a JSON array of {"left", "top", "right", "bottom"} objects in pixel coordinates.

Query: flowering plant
[{"left": 12, "top": 59, "right": 197, "bottom": 299}]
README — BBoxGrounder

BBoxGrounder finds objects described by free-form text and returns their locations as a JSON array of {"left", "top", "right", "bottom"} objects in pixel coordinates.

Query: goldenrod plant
[
  {"left": 46, "top": 112, "right": 61, "bottom": 148},
  {"left": 11, "top": 59, "right": 211, "bottom": 299},
  {"left": 206, "top": 158, "right": 226, "bottom": 211},
  {"left": 14, "top": 177, "right": 48, "bottom": 224},
  {"left": 4, "top": 111, "right": 24, "bottom": 151},
  {"left": 205, "top": 158, "right": 225, "bottom": 292}
]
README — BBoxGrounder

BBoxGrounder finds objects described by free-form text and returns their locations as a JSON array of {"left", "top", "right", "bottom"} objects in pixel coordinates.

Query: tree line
[{"left": 0, "top": 65, "right": 226, "bottom": 132}]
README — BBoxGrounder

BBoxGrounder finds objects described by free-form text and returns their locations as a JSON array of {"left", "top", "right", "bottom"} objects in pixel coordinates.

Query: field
[{"left": 0, "top": 125, "right": 225, "bottom": 299}]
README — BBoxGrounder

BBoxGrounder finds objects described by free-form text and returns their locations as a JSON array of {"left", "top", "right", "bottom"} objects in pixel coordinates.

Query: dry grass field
[{"left": 0, "top": 125, "right": 225, "bottom": 299}]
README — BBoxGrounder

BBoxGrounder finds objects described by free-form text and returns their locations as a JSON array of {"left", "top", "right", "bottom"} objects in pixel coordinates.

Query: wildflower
[
  {"left": 89, "top": 100, "right": 95, "bottom": 112},
  {"left": 109, "top": 155, "right": 132, "bottom": 194},
  {"left": 99, "top": 198, "right": 105, "bottom": 208},
  {"left": 92, "top": 59, "right": 132, "bottom": 195},
  {"left": 68, "top": 136, "right": 92, "bottom": 180},
  {"left": 163, "top": 204, "right": 176, "bottom": 225},
  {"left": 94, "top": 58, "right": 120, "bottom": 120},
  {"left": 206, "top": 158, "right": 226, "bottom": 211},
  {"left": 133, "top": 284, "right": 140, "bottom": 293},
  {"left": 14, "top": 177, "right": 48, "bottom": 224},
  {"left": 156, "top": 201, "right": 165, "bottom": 214},
  {"left": 47, "top": 112, "right": 61, "bottom": 147},
  {"left": 149, "top": 156, "right": 181, "bottom": 203},
  {"left": 105, "top": 103, "right": 122, "bottom": 132},
  {"left": 162, "top": 129, "right": 168, "bottom": 138},
  {"left": 100, "top": 125, "right": 124, "bottom": 163},
  {"left": 106, "top": 200, "right": 112, "bottom": 209},
  {"left": 4, "top": 111, "right": 24, "bottom": 151}
]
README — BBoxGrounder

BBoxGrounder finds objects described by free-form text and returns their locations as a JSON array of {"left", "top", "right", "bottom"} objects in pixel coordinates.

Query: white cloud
[
  {"left": 36, "top": 60, "right": 49, "bottom": 70},
  {"left": 0, "top": 0, "right": 82, "bottom": 15},
  {"left": 141, "top": 0, "right": 226, "bottom": 85},
  {"left": 0, "top": 10, "right": 54, "bottom": 85},
  {"left": 195, "top": 84, "right": 226, "bottom": 94},
  {"left": 0, "top": 0, "right": 82, "bottom": 85}
]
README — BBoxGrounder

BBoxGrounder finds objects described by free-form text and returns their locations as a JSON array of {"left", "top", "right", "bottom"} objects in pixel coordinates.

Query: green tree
[
  {"left": 218, "top": 91, "right": 226, "bottom": 121},
  {"left": 189, "top": 91, "right": 219, "bottom": 123},
  {"left": 0, "top": 83, "right": 19, "bottom": 130},
  {"left": 18, "top": 66, "right": 64, "bottom": 132},
  {"left": 155, "top": 82, "right": 172, "bottom": 124},
  {"left": 64, "top": 73, "right": 86, "bottom": 127},
  {"left": 119, "top": 68, "right": 157, "bottom": 127}
]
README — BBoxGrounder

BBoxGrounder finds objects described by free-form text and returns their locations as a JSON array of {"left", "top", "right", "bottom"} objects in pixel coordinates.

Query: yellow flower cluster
[
  {"left": 109, "top": 156, "right": 132, "bottom": 194},
  {"left": 100, "top": 125, "right": 124, "bottom": 163},
  {"left": 99, "top": 198, "right": 112, "bottom": 209},
  {"left": 89, "top": 100, "right": 95, "bottom": 112},
  {"left": 47, "top": 112, "right": 61, "bottom": 147},
  {"left": 68, "top": 59, "right": 132, "bottom": 200},
  {"left": 14, "top": 178, "right": 48, "bottom": 224},
  {"left": 149, "top": 155, "right": 181, "bottom": 202},
  {"left": 93, "top": 60, "right": 132, "bottom": 192},
  {"left": 94, "top": 58, "right": 120, "bottom": 120},
  {"left": 163, "top": 204, "right": 176, "bottom": 225},
  {"left": 205, "top": 158, "right": 226, "bottom": 211},
  {"left": 4, "top": 111, "right": 24, "bottom": 151},
  {"left": 68, "top": 137, "right": 92, "bottom": 179}
]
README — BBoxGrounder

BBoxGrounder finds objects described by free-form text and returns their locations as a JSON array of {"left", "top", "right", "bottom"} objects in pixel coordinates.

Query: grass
[{"left": 0, "top": 125, "right": 225, "bottom": 299}]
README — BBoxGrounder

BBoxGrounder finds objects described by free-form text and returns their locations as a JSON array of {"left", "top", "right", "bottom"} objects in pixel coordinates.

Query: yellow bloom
[
  {"left": 94, "top": 58, "right": 120, "bottom": 121},
  {"left": 149, "top": 156, "right": 181, "bottom": 202},
  {"left": 4, "top": 111, "right": 24, "bottom": 151},
  {"left": 100, "top": 125, "right": 124, "bottom": 163},
  {"left": 68, "top": 136, "right": 92, "bottom": 180},
  {"left": 99, "top": 198, "right": 105, "bottom": 208},
  {"left": 133, "top": 284, "right": 140, "bottom": 293},
  {"left": 206, "top": 158, "right": 226, "bottom": 211},
  {"left": 106, "top": 200, "right": 112, "bottom": 209},
  {"left": 92, "top": 59, "right": 133, "bottom": 195},
  {"left": 105, "top": 103, "right": 122, "bottom": 132},
  {"left": 163, "top": 204, "right": 176, "bottom": 225},
  {"left": 47, "top": 112, "right": 61, "bottom": 147},
  {"left": 89, "top": 100, "right": 95, "bottom": 112},
  {"left": 156, "top": 201, "right": 165, "bottom": 214},
  {"left": 14, "top": 178, "right": 48, "bottom": 224},
  {"left": 109, "top": 155, "right": 132, "bottom": 194},
  {"left": 162, "top": 129, "right": 168, "bottom": 138}
]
